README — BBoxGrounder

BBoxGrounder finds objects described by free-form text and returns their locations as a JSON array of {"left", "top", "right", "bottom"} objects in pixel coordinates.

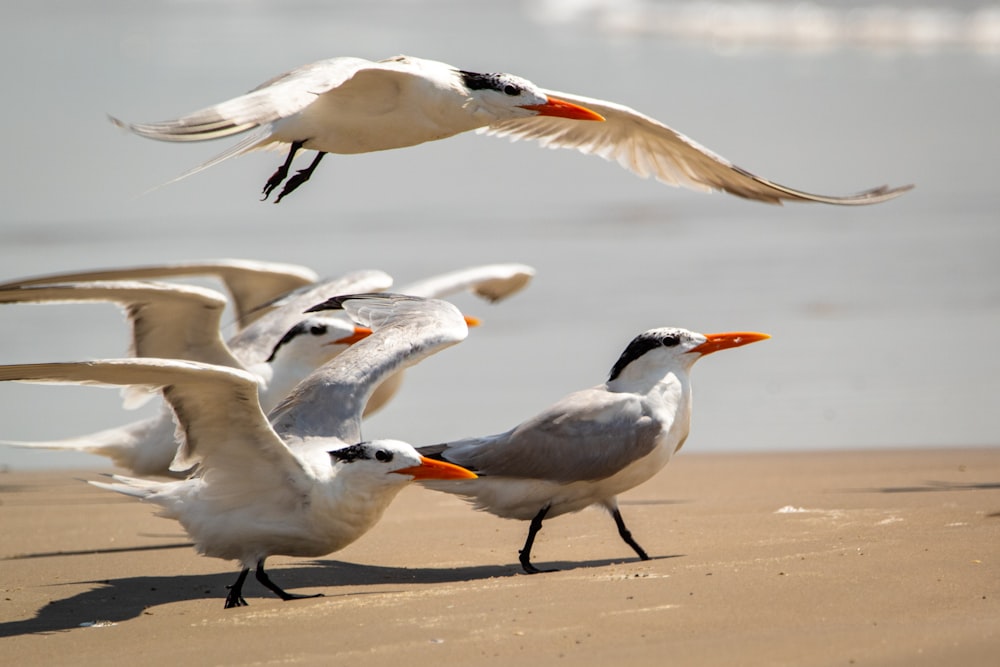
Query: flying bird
[
  {"left": 417, "top": 327, "right": 770, "bottom": 573},
  {"left": 0, "top": 294, "right": 476, "bottom": 608},
  {"left": 111, "top": 55, "right": 911, "bottom": 204}
]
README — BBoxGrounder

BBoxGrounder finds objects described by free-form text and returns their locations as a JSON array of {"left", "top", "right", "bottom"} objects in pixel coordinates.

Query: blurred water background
[{"left": 1, "top": 0, "right": 998, "bottom": 470}]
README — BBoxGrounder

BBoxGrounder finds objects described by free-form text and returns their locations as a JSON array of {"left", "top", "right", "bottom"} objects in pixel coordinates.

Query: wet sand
[{"left": 2, "top": 447, "right": 997, "bottom": 665}]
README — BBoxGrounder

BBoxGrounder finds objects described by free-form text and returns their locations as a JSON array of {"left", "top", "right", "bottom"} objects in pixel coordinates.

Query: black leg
[
  {"left": 224, "top": 567, "right": 250, "bottom": 609},
  {"left": 519, "top": 505, "right": 557, "bottom": 574},
  {"left": 273, "top": 151, "right": 326, "bottom": 203},
  {"left": 261, "top": 140, "right": 304, "bottom": 200},
  {"left": 611, "top": 508, "right": 650, "bottom": 560},
  {"left": 254, "top": 559, "right": 324, "bottom": 602}
]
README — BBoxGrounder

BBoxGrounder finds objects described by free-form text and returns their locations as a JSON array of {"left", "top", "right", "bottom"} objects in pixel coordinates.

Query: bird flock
[{"left": 3, "top": 54, "right": 909, "bottom": 608}]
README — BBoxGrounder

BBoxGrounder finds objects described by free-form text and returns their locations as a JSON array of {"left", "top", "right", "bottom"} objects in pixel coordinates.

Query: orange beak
[
  {"left": 464, "top": 315, "right": 481, "bottom": 328},
  {"left": 690, "top": 332, "right": 771, "bottom": 356},
  {"left": 330, "top": 326, "right": 373, "bottom": 346},
  {"left": 394, "top": 456, "right": 478, "bottom": 480},
  {"left": 520, "top": 96, "right": 605, "bottom": 122}
]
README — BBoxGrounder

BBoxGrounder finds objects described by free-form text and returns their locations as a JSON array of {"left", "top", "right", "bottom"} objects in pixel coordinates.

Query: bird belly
[
  {"left": 425, "top": 441, "right": 675, "bottom": 521},
  {"left": 272, "top": 89, "right": 482, "bottom": 154}
]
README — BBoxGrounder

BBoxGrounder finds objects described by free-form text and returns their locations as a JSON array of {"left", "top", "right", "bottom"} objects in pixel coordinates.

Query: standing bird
[
  {"left": 0, "top": 278, "right": 378, "bottom": 474},
  {"left": 0, "top": 294, "right": 476, "bottom": 608},
  {"left": 111, "top": 55, "right": 910, "bottom": 204},
  {"left": 417, "top": 327, "right": 770, "bottom": 573}
]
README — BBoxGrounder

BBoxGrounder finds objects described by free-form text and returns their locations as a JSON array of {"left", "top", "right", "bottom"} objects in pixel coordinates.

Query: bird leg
[
  {"left": 611, "top": 508, "right": 650, "bottom": 560},
  {"left": 224, "top": 567, "right": 250, "bottom": 609},
  {"left": 254, "top": 559, "right": 324, "bottom": 602},
  {"left": 261, "top": 140, "right": 304, "bottom": 201},
  {"left": 519, "top": 505, "right": 557, "bottom": 574},
  {"left": 273, "top": 151, "right": 326, "bottom": 204}
]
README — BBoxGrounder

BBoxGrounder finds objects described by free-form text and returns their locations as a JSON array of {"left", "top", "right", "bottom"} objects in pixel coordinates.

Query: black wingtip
[{"left": 303, "top": 296, "right": 349, "bottom": 314}]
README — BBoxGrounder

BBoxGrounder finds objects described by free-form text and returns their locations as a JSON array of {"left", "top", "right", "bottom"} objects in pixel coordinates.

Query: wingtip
[
  {"left": 304, "top": 295, "right": 348, "bottom": 314},
  {"left": 107, "top": 114, "right": 129, "bottom": 131}
]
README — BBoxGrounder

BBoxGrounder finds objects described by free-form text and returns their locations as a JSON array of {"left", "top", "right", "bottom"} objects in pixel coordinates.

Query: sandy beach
[{"left": 2, "top": 447, "right": 997, "bottom": 665}]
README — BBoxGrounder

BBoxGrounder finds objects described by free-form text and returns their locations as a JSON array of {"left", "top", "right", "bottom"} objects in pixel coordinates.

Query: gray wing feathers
[
  {"left": 427, "top": 389, "right": 663, "bottom": 483},
  {"left": 269, "top": 295, "right": 468, "bottom": 444},
  {"left": 482, "top": 89, "right": 912, "bottom": 205}
]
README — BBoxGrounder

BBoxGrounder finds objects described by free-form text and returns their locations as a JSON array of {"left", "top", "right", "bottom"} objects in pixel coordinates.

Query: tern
[
  {"left": 0, "top": 264, "right": 532, "bottom": 474},
  {"left": 112, "top": 55, "right": 911, "bottom": 204},
  {"left": 417, "top": 327, "right": 770, "bottom": 573},
  {"left": 0, "top": 277, "right": 378, "bottom": 474},
  {"left": 0, "top": 294, "right": 477, "bottom": 608}
]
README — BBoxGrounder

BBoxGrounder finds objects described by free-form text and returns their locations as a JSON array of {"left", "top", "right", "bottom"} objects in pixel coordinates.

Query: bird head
[
  {"left": 607, "top": 327, "right": 770, "bottom": 387},
  {"left": 329, "top": 440, "right": 477, "bottom": 485},
  {"left": 458, "top": 70, "right": 604, "bottom": 122},
  {"left": 265, "top": 317, "right": 372, "bottom": 365}
]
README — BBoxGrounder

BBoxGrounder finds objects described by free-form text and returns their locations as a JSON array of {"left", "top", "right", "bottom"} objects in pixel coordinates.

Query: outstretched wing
[
  {"left": 269, "top": 294, "right": 468, "bottom": 444},
  {"left": 482, "top": 89, "right": 912, "bottom": 205},
  {"left": 0, "top": 258, "right": 318, "bottom": 326},
  {"left": 109, "top": 57, "right": 378, "bottom": 143},
  {"left": 0, "top": 359, "right": 308, "bottom": 483},
  {"left": 0, "top": 281, "right": 241, "bottom": 370},
  {"left": 397, "top": 263, "right": 536, "bottom": 303}
]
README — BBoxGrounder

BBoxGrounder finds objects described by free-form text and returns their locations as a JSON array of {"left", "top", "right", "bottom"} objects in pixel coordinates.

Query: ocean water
[{"left": 1, "top": 1, "right": 998, "bottom": 470}]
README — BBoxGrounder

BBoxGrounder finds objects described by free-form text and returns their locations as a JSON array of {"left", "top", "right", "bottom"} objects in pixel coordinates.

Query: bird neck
[{"left": 607, "top": 364, "right": 691, "bottom": 399}]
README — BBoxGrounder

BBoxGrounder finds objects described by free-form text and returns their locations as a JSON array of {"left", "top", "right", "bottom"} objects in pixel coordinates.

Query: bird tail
[
  {"left": 0, "top": 416, "right": 174, "bottom": 475},
  {"left": 88, "top": 473, "right": 165, "bottom": 499},
  {"left": 147, "top": 129, "right": 275, "bottom": 193},
  {"left": 1, "top": 433, "right": 135, "bottom": 469}
]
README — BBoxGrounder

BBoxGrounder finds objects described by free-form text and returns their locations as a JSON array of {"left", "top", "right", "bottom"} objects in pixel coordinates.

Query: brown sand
[{"left": 2, "top": 448, "right": 998, "bottom": 666}]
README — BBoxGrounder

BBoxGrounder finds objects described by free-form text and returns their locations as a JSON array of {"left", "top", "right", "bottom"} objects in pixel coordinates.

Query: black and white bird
[
  {"left": 112, "top": 55, "right": 911, "bottom": 204},
  {"left": 0, "top": 294, "right": 477, "bottom": 608},
  {"left": 0, "top": 275, "right": 381, "bottom": 474},
  {"left": 417, "top": 327, "right": 770, "bottom": 573},
  {"left": 0, "top": 262, "right": 532, "bottom": 474}
]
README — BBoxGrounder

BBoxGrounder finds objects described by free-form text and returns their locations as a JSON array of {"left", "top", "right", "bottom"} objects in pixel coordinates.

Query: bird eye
[
  {"left": 662, "top": 336, "right": 680, "bottom": 347},
  {"left": 375, "top": 450, "right": 393, "bottom": 463},
  {"left": 503, "top": 84, "right": 521, "bottom": 96},
  {"left": 309, "top": 324, "right": 328, "bottom": 336}
]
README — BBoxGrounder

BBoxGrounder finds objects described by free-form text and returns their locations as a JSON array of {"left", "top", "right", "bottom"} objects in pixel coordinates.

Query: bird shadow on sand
[
  {"left": 0, "top": 553, "right": 681, "bottom": 638},
  {"left": 834, "top": 480, "right": 1000, "bottom": 494}
]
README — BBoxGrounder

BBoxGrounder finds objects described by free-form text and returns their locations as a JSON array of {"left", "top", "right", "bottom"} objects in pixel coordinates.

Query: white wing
[
  {"left": 269, "top": 294, "right": 468, "bottom": 444},
  {"left": 0, "top": 258, "right": 318, "bottom": 326},
  {"left": 0, "top": 359, "right": 307, "bottom": 483},
  {"left": 109, "top": 57, "right": 379, "bottom": 143},
  {"left": 482, "top": 89, "right": 912, "bottom": 205},
  {"left": 226, "top": 269, "right": 393, "bottom": 365},
  {"left": 0, "top": 281, "right": 242, "bottom": 369},
  {"left": 397, "top": 263, "right": 536, "bottom": 303}
]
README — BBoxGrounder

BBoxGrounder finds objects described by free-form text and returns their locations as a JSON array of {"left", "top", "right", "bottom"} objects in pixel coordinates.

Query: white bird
[
  {"left": 0, "top": 277, "right": 379, "bottom": 474},
  {"left": 0, "top": 294, "right": 477, "bottom": 608},
  {"left": 111, "top": 54, "right": 911, "bottom": 204},
  {"left": 0, "top": 258, "right": 318, "bottom": 328},
  {"left": 0, "top": 263, "right": 534, "bottom": 474},
  {"left": 417, "top": 327, "right": 770, "bottom": 573}
]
